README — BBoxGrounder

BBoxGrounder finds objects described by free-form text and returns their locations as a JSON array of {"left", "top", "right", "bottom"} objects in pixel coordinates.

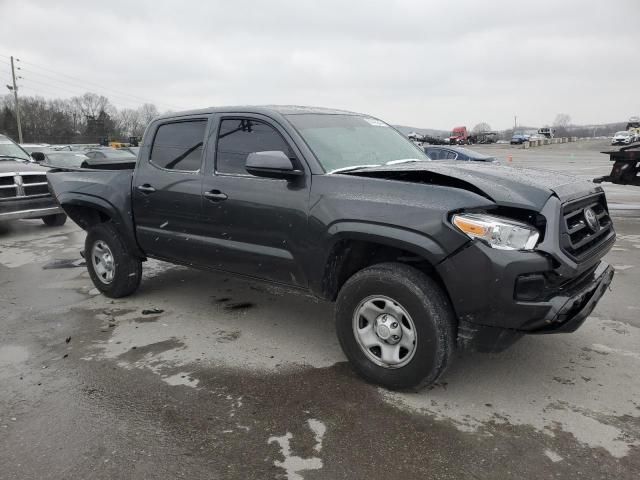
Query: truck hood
[
  {"left": 342, "top": 161, "right": 601, "bottom": 210},
  {"left": 0, "top": 159, "right": 47, "bottom": 174}
]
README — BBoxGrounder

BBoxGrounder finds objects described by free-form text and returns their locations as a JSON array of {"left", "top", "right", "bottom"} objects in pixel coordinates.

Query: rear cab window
[{"left": 150, "top": 120, "right": 207, "bottom": 172}]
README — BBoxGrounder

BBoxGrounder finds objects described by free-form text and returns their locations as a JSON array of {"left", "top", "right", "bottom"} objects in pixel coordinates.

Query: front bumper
[
  {"left": 437, "top": 240, "right": 615, "bottom": 353},
  {"left": 0, "top": 196, "right": 63, "bottom": 221},
  {"left": 528, "top": 262, "right": 614, "bottom": 333}
]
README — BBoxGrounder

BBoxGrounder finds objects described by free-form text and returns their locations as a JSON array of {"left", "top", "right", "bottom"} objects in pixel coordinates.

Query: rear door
[
  {"left": 132, "top": 117, "right": 210, "bottom": 264},
  {"left": 198, "top": 114, "right": 311, "bottom": 287}
]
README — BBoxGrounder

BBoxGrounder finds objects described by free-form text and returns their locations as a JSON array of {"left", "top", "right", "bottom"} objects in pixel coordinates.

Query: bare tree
[
  {"left": 553, "top": 113, "right": 571, "bottom": 127},
  {"left": 553, "top": 113, "right": 572, "bottom": 137},
  {"left": 472, "top": 122, "right": 491, "bottom": 134},
  {"left": 117, "top": 108, "right": 143, "bottom": 136},
  {"left": 138, "top": 103, "right": 159, "bottom": 126},
  {"left": 0, "top": 92, "right": 161, "bottom": 143},
  {"left": 71, "top": 92, "right": 111, "bottom": 118}
]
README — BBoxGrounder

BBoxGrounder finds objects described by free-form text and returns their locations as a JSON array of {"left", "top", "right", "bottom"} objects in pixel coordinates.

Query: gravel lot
[{"left": 1, "top": 139, "right": 638, "bottom": 479}]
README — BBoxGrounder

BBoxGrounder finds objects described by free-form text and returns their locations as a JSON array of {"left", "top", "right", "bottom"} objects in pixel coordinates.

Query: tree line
[
  {"left": 1, "top": 94, "right": 628, "bottom": 145},
  {"left": 0, "top": 92, "right": 164, "bottom": 144}
]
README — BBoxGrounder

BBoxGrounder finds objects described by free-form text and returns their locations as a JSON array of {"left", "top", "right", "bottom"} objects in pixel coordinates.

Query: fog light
[{"left": 515, "top": 274, "right": 546, "bottom": 301}]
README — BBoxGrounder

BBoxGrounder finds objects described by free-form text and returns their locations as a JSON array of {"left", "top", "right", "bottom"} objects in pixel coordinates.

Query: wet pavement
[{"left": 1, "top": 140, "right": 639, "bottom": 479}]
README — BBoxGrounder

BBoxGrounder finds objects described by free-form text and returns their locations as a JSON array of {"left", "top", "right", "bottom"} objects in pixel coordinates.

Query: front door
[
  {"left": 198, "top": 115, "right": 311, "bottom": 287},
  {"left": 132, "top": 118, "right": 209, "bottom": 264}
]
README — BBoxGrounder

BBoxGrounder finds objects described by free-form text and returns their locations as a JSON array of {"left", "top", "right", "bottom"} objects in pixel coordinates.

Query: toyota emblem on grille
[{"left": 583, "top": 207, "right": 599, "bottom": 232}]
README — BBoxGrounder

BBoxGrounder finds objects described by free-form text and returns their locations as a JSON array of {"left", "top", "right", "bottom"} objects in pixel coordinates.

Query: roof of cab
[{"left": 154, "top": 105, "right": 362, "bottom": 122}]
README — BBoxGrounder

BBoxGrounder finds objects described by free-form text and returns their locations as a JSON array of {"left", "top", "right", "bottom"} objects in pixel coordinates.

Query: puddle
[{"left": 42, "top": 258, "right": 86, "bottom": 269}]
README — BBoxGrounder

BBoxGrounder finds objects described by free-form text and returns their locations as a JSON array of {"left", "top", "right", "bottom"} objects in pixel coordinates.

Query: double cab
[{"left": 46, "top": 106, "right": 615, "bottom": 389}]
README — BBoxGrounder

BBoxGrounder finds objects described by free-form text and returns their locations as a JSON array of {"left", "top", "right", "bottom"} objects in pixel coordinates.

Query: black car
[
  {"left": 81, "top": 148, "right": 137, "bottom": 169},
  {"left": 43, "top": 152, "right": 91, "bottom": 169},
  {"left": 47, "top": 106, "right": 615, "bottom": 390},
  {"left": 425, "top": 146, "right": 497, "bottom": 162}
]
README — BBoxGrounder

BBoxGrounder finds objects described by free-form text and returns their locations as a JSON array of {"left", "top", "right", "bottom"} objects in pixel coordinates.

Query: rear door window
[
  {"left": 426, "top": 148, "right": 440, "bottom": 159},
  {"left": 150, "top": 120, "right": 207, "bottom": 172}
]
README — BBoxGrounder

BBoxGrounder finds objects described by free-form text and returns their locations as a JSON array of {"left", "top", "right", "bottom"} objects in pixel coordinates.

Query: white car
[{"left": 611, "top": 131, "right": 633, "bottom": 145}]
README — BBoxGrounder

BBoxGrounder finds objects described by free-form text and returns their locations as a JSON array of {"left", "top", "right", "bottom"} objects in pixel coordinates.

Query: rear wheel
[
  {"left": 335, "top": 262, "right": 455, "bottom": 390},
  {"left": 85, "top": 222, "right": 142, "bottom": 298},
  {"left": 42, "top": 214, "right": 67, "bottom": 227}
]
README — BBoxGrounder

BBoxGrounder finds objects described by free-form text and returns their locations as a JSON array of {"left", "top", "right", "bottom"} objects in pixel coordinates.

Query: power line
[
  {"left": 14, "top": 56, "right": 180, "bottom": 110},
  {"left": 18, "top": 83, "right": 90, "bottom": 102},
  {"left": 19, "top": 77, "right": 138, "bottom": 108},
  {"left": 19, "top": 73, "right": 144, "bottom": 109},
  {"left": 17, "top": 67, "right": 147, "bottom": 109}
]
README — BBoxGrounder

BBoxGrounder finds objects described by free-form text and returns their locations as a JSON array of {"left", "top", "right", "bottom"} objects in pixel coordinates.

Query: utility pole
[
  {"left": 514, "top": 115, "right": 517, "bottom": 130},
  {"left": 10, "top": 56, "right": 23, "bottom": 143}
]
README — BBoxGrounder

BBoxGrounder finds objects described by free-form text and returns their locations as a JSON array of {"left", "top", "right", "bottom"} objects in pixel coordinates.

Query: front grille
[
  {"left": 0, "top": 186, "right": 17, "bottom": 198},
  {"left": 21, "top": 173, "right": 46, "bottom": 184},
  {"left": 0, "top": 172, "right": 51, "bottom": 202},
  {"left": 560, "top": 193, "right": 615, "bottom": 260}
]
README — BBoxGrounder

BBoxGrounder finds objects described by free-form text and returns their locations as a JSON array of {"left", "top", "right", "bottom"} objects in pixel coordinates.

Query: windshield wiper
[
  {"left": 0, "top": 155, "right": 27, "bottom": 162},
  {"left": 384, "top": 158, "right": 424, "bottom": 165},
  {"left": 327, "top": 164, "right": 380, "bottom": 174},
  {"left": 327, "top": 158, "right": 427, "bottom": 174}
]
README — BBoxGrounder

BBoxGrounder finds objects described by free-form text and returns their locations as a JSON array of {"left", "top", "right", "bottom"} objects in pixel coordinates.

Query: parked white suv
[{"left": 611, "top": 131, "right": 633, "bottom": 145}]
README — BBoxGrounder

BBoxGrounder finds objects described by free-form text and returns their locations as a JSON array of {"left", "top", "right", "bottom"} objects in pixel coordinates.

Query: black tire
[
  {"left": 85, "top": 222, "right": 142, "bottom": 298},
  {"left": 42, "top": 213, "right": 67, "bottom": 227},
  {"left": 335, "top": 262, "right": 455, "bottom": 390}
]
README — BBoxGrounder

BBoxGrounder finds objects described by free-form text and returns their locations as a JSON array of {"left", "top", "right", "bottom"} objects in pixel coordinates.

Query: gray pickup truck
[
  {"left": 46, "top": 106, "right": 615, "bottom": 389},
  {"left": 0, "top": 134, "right": 67, "bottom": 226}
]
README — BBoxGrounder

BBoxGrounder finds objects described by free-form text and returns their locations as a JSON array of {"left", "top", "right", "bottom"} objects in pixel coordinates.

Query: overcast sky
[{"left": 1, "top": 0, "right": 639, "bottom": 130}]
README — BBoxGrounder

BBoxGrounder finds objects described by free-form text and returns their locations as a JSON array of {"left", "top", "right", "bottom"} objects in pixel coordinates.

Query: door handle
[
  {"left": 204, "top": 190, "right": 228, "bottom": 202},
  {"left": 137, "top": 184, "right": 156, "bottom": 194}
]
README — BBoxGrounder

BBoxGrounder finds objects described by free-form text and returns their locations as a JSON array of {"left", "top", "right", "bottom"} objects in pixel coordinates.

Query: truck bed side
[{"left": 46, "top": 168, "right": 142, "bottom": 256}]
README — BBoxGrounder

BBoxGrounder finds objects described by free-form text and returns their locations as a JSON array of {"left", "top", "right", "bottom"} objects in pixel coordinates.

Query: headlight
[{"left": 452, "top": 213, "right": 540, "bottom": 251}]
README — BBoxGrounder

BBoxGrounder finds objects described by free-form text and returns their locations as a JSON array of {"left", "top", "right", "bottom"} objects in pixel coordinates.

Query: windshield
[
  {"left": 22, "top": 146, "right": 56, "bottom": 155},
  {"left": 615, "top": 131, "right": 629, "bottom": 136},
  {"left": 286, "top": 114, "right": 428, "bottom": 172},
  {"left": 0, "top": 136, "right": 31, "bottom": 161}
]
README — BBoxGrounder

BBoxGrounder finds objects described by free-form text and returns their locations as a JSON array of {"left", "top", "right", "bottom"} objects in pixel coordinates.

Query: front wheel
[
  {"left": 336, "top": 262, "right": 455, "bottom": 390},
  {"left": 85, "top": 222, "right": 142, "bottom": 298},
  {"left": 42, "top": 213, "right": 67, "bottom": 226}
]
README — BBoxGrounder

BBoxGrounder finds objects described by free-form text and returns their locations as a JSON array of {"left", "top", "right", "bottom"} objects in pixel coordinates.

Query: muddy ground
[{"left": 1, "top": 139, "right": 638, "bottom": 479}]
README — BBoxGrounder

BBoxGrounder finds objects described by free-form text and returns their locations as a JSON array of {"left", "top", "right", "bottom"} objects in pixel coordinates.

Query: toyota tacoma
[{"left": 46, "top": 106, "right": 615, "bottom": 389}]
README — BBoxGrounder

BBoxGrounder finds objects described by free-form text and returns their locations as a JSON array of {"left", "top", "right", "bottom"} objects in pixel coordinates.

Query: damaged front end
[
  {"left": 438, "top": 192, "right": 616, "bottom": 353},
  {"left": 341, "top": 161, "right": 616, "bottom": 353}
]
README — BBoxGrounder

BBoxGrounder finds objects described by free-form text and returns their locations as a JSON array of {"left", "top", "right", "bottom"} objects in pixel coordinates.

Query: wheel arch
[
  {"left": 318, "top": 223, "right": 454, "bottom": 303},
  {"left": 57, "top": 194, "right": 144, "bottom": 257}
]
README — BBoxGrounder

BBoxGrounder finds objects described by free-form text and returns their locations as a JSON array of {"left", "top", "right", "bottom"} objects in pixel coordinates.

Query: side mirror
[
  {"left": 31, "top": 151, "right": 46, "bottom": 163},
  {"left": 245, "top": 151, "right": 303, "bottom": 179}
]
